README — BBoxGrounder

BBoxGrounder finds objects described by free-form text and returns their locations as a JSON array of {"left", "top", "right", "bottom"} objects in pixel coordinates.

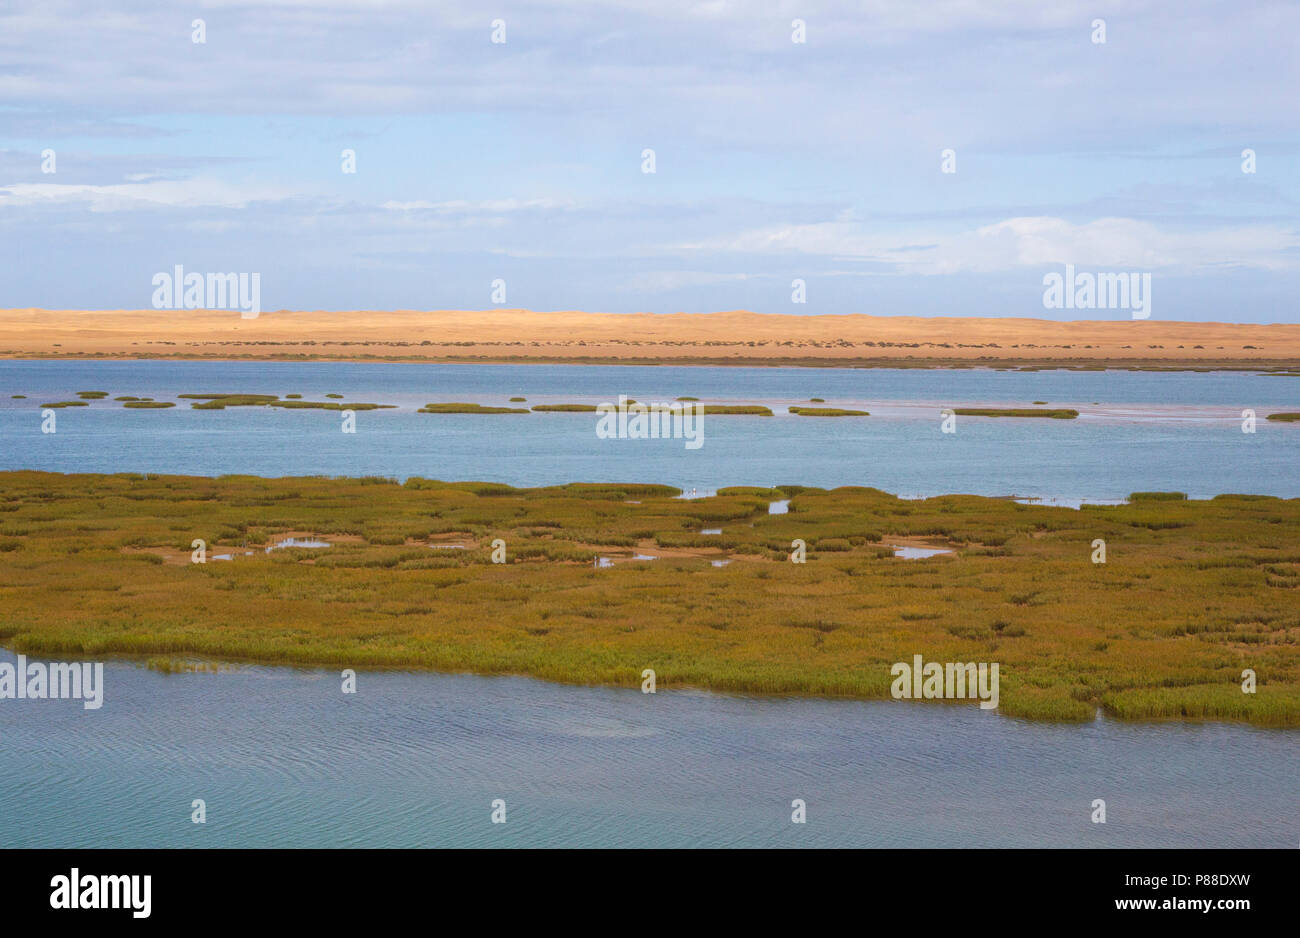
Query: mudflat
[{"left": 3, "top": 308, "right": 1299, "bottom": 369}]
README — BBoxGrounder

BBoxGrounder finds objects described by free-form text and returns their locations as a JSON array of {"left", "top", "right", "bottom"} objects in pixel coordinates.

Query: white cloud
[
  {"left": 0, "top": 178, "right": 295, "bottom": 211},
  {"left": 674, "top": 216, "right": 1300, "bottom": 273},
  {"left": 381, "top": 198, "right": 576, "bottom": 213}
]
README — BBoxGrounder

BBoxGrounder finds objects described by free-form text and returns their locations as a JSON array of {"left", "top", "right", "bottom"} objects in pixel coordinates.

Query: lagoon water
[
  {"left": 0, "top": 360, "right": 1297, "bottom": 499},
  {"left": 0, "top": 360, "right": 1296, "bottom": 848},
  {"left": 1, "top": 654, "right": 1295, "bottom": 849}
]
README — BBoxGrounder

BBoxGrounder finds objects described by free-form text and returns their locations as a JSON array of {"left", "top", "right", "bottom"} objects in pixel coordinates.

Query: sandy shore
[{"left": 2, "top": 308, "right": 1298, "bottom": 370}]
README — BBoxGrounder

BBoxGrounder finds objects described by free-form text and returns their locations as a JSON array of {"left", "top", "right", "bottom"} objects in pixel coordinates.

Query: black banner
[{"left": 3, "top": 848, "right": 1289, "bottom": 925}]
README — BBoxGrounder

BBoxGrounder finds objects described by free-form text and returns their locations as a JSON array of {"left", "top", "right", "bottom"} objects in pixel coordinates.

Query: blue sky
[{"left": 1, "top": 0, "right": 1298, "bottom": 321}]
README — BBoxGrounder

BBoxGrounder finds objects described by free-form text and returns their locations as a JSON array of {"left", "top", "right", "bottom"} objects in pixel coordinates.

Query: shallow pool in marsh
[{"left": 0, "top": 653, "right": 1294, "bottom": 848}]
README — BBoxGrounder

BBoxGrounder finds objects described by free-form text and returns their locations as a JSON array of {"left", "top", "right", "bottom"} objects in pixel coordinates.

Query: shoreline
[
  {"left": 0, "top": 466, "right": 1283, "bottom": 503},
  {"left": 6, "top": 645, "right": 1294, "bottom": 732},
  {"left": 6, "top": 352, "right": 1299, "bottom": 373}
]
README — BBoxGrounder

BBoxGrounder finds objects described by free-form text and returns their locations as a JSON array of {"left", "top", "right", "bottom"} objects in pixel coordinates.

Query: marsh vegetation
[
  {"left": 418, "top": 402, "right": 531, "bottom": 414},
  {"left": 789, "top": 406, "right": 871, "bottom": 417},
  {"left": 0, "top": 472, "right": 1295, "bottom": 725},
  {"left": 953, "top": 408, "right": 1080, "bottom": 419}
]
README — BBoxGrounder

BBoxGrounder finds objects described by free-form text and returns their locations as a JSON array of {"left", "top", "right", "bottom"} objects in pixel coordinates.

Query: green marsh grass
[
  {"left": 699, "top": 405, "right": 773, "bottom": 416},
  {"left": 269, "top": 400, "right": 394, "bottom": 411},
  {"left": 953, "top": 408, "right": 1079, "bottom": 419},
  {"left": 418, "top": 403, "right": 531, "bottom": 414},
  {"left": 789, "top": 406, "right": 870, "bottom": 417},
  {"left": 181, "top": 394, "right": 279, "bottom": 409},
  {"left": 0, "top": 472, "right": 1295, "bottom": 726}
]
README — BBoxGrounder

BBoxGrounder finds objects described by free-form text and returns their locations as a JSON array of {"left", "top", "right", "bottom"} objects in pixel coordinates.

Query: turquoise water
[
  {"left": 1, "top": 360, "right": 1297, "bottom": 498},
  {"left": 1, "top": 654, "right": 1295, "bottom": 849},
  {"left": 0, "top": 360, "right": 1296, "bottom": 848}
]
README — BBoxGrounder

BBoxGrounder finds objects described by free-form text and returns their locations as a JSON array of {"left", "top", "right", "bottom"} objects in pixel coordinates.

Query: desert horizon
[{"left": 3, "top": 307, "right": 1299, "bottom": 369}]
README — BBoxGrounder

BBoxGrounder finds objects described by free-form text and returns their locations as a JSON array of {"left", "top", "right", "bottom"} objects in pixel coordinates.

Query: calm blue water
[
  {"left": 1, "top": 654, "right": 1294, "bottom": 849},
  {"left": 1, "top": 360, "right": 1296, "bottom": 848},
  {"left": 1, "top": 360, "right": 1297, "bottom": 499}
]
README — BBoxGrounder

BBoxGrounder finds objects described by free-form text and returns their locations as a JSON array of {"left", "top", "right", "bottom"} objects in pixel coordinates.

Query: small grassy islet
[
  {"left": 419, "top": 402, "right": 531, "bottom": 414},
  {"left": 789, "top": 406, "right": 871, "bottom": 417},
  {"left": 953, "top": 408, "right": 1079, "bottom": 419}
]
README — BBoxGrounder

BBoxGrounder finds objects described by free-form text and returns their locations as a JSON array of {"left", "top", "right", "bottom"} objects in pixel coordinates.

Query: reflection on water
[
  {"left": 267, "top": 538, "right": 330, "bottom": 551},
  {"left": 214, "top": 537, "right": 331, "bottom": 560},
  {"left": 1013, "top": 497, "right": 1130, "bottom": 509},
  {"left": 892, "top": 546, "right": 952, "bottom": 559}
]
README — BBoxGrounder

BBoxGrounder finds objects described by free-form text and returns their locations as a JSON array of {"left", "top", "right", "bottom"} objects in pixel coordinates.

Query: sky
[{"left": 1, "top": 0, "right": 1298, "bottom": 321}]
